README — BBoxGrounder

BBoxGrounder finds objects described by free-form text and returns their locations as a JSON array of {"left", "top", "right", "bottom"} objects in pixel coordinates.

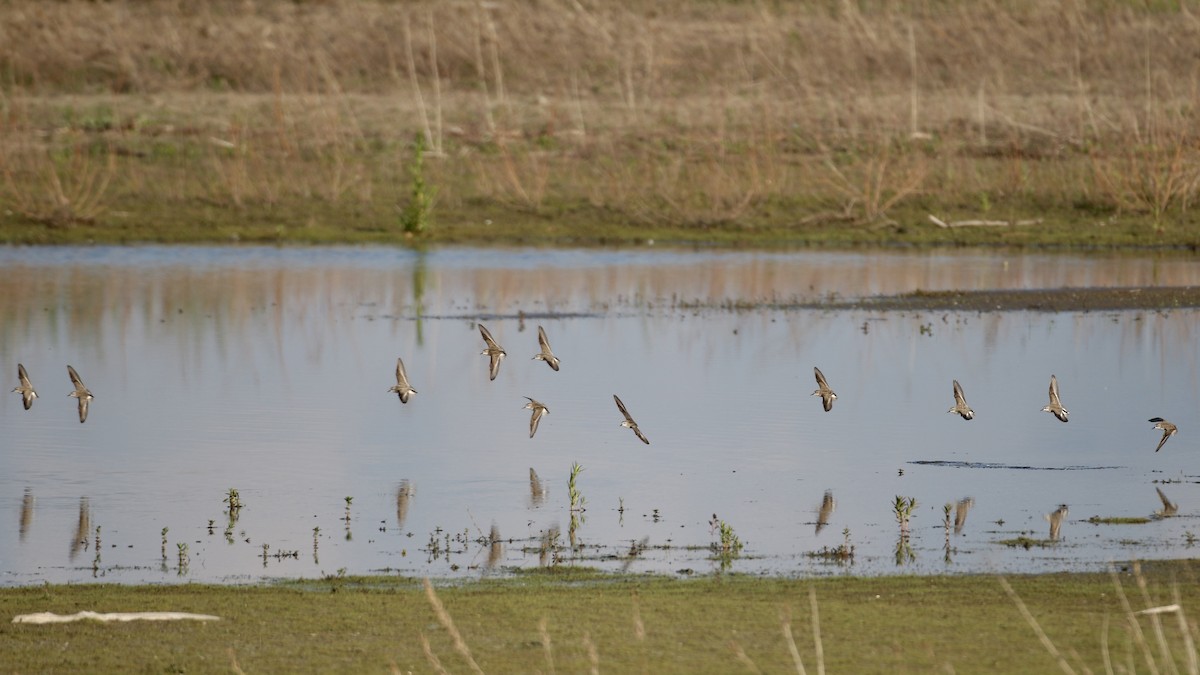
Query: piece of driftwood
[
  {"left": 929, "top": 214, "right": 1043, "bottom": 228},
  {"left": 13, "top": 611, "right": 220, "bottom": 624}
]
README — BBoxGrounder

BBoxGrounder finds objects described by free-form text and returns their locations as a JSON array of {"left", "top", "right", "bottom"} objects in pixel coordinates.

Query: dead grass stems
[
  {"left": 1002, "top": 563, "right": 1200, "bottom": 675},
  {"left": 3, "top": 3, "right": 1199, "bottom": 236},
  {"left": 421, "top": 578, "right": 484, "bottom": 675},
  {"left": 734, "top": 586, "right": 826, "bottom": 675}
]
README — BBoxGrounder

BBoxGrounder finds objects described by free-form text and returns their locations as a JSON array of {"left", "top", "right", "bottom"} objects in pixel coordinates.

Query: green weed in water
[{"left": 894, "top": 496, "right": 918, "bottom": 536}]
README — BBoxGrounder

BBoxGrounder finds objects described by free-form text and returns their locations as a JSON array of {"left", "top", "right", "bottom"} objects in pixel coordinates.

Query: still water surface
[{"left": 1, "top": 246, "right": 1199, "bottom": 585}]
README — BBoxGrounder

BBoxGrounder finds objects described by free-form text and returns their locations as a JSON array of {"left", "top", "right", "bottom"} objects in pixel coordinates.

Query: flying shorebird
[
  {"left": 66, "top": 365, "right": 92, "bottom": 424},
  {"left": 1041, "top": 374, "right": 1069, "bottom": 423},
  {"left": 532, "top": 325, "right": 560, "bottom": 371},
  {"left": 1149, "top": 417, "right": 1178, "bottom": 452},
  {"left": 811, "top": 366, "right": 837, "bottom": 412},
  {"left": 523, "top": 397, "right": 550, "bottom": 438},
  {"left": 947, "top": 380, "right": 974, "bottom": 420},
  {"left": 477, "top": 323, "right": 506, "bottom": 381},
  {"left": 614, "top": 394, "right": 650, "bottom": 445},
  {"left": 12, "top": 363, "right": 37, "bottom": 410},
  {"left": 387, "top": 357, "right": 417, "bottom": 404}
]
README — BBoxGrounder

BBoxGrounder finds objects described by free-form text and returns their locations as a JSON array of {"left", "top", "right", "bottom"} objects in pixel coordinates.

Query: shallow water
[{"left": 1, "top": 246, "right": 1199, "bottom": 585}]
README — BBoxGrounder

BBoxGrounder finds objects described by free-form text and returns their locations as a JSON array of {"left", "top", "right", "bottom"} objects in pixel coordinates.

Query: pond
[{"left": 1, "top": 245, "right": 1198, "bottom": 585}]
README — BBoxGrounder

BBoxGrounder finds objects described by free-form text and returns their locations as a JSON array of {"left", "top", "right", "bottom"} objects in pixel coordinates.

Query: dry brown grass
[{"left": 0, "top": 1, "right": 1198, "bottom": 238}]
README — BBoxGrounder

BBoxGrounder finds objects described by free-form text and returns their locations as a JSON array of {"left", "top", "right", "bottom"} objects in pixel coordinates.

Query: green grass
[
  {"left": 3, "top": 563, "right": 1200, "bottom": 673},
  {"left": 2, "top": 189, "right": 1197, "bottom": 250},
  {"left": 998, "top": 536, "right": 1058, "bottom": 549},
  {"left": 1088, "top": 516, "right": 1155, "bottom": 525}
]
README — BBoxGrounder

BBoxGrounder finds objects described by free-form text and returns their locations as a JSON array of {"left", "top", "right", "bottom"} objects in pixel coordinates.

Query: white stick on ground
[{"left": 13, "top": 611, "right": 219, "bottom": 624}]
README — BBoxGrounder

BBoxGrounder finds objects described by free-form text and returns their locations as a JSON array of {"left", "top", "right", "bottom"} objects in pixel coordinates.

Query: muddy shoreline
[{"left": 828, "top": 286, "right": 1200, "bottom": 312}]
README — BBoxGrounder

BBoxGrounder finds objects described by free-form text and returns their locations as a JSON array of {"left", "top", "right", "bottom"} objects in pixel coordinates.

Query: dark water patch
[{"left": 910, "top": 460, "right": 1125, "bottom": 471}]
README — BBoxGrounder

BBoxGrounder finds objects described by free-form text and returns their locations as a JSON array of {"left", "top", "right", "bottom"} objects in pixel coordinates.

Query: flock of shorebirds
[
  {"left": 11, "top": 323, "right": 1180, "bottom": 456},
  {"left": 11, "top": 364, "right": 94, "bottom": 423},
  {"left": 386, "top": 323, "right": 652, "bottom": 444},
  {"left": 821, "top": 366, "right": 1179, "bottom": 452}
]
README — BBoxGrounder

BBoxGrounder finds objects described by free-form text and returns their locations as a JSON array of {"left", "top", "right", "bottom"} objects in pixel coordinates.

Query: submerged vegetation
[{"left": 0, "top": 1, "right": 1198, "bottom": 247}]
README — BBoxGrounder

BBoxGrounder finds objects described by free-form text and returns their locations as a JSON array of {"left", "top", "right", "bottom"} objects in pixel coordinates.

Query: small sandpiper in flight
[
  {"left": 66, "top": 365, "right": 93, "bottom": 424},
  {"left": 477, "top": 324, "right": 507, "bottom": 381},
  {"left": 812, "top": 367, "right": 837, "bottom": 412},
  {"left": 523, "top": 397, "right": 550, "bottom": 438},
  {"left": 532, "top": 325, "right": 560, "bottom": 372},
  {"left": 387, "top": 357, "right": 417, "bottom": 404},
  {"left": 1149, "top": 417, "right": 1177, "bottom": 452},
  {"left": 614, "top": 394, "right": 650, "bottom": 445},
  {"left": 947, "top": 380, "right": 974, "bottom": 420},
  {"left": 1041, "top": 374, "right": 1068, "bottom": 423},
  {"left": 12, "top": 363, "right": 37, "bottom": 410}
]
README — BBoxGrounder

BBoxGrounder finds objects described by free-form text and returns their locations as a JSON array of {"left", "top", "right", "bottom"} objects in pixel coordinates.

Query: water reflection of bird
[
  {"left": 1041, "top": 375, "right": 1068, "bottom": 423},
  {"left": 539, "top": 525, "right": 560, "bottom": 567},
  {"left": 523, "top": 397, "right": 550, "bottom": 438},
  {"left": 815, "top": 490, "right": 835, "bottom": 535},
  {"left": 812, "top": 367, "right": 837, "bottom": 412},
  {"left": 387, "top": 357, "right": 417, "bottom": 404},
  {"left": 1155, "top": 487, "right": 1178, "bottom": 517},
  {"left": 532, "top": 325, "right": 560, "bottom": 371},
  {"left": 529, "top": 468, "right": 547, "bottom": 507},
  {"left": 954, "top": 497, "right": 974, "bottom": 535},
  {"left": 487, "top": 523, "right": 503, "bottom": 569},
  {"left": 1149, "top": 418, "right": 1177, "bottom": 452},
  {"left": 67, "top": 365, "right": 93, "bottom": 423},
  {"left": 70, "top": 497, "right": 90, "bottom": 560},
  {"left": 614, "top": 394, "right": 650, "bottom": 444},
  {"left": 478, "top": 324, "right": 507, "bottom": 381},
  {"left": 19, "top": 489, "right": 34, "bottom": 541},
  {"left": 1046, "top": 504, "right": 1068, "bottom": 541},
  {"left": 947, "top": 380, "right": 974, "bottom": 420},
  {"left": 12, "top": 363, "right": 37, "bottom": 410},
  {"left": 395, "top": 480, "right": 414, "bottom": 530}
]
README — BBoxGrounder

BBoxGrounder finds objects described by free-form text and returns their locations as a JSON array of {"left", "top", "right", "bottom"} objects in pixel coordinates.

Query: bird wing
[
  {"left": 395, "top": 358, "right": 409, "bottom": 386},
  {"left": 17, "top": 363, "right": 31, "bottom": 387},
  {"left": 822, "top": 393, "right": 833, "bottom": 412},
  {"left": 1048, "top": 375, "right": 1060, "bottom": 405},
  {"left": 529, "top": 407, "right": 543, "bottom": 438},
  {"left": 488, "top": 353, "right": 502, "bottom": 381},
  {"left": 479, "top": 324, "right": 500, "bottom": 350},
  {"left": 953, "top": 380, "right": 968, "bottom": 406},
  {"left": 538, "top": 325, "right": 551, "bottom": 353},
  {"left": 633, "top": 426, "right": 650, "bottom": 445},
  {"left": 77, "top": 397, "right": 89, "bottom": 423},
  {"left": 1156, "top": 427, "right": 1173, "bottom": 452},
  {"left": 67, "top": 365, "right": 85, "bottom": 391},
  {"left": 814, "top": 367, "right": 828, "bottom": 389},
  {"left": 614, "top": 394, "right": 634, "bottom": 423}
]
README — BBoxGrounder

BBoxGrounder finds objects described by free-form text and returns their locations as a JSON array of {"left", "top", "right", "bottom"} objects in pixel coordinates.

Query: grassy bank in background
[
  {"left": 1, "top": 2, "right": 1199, "bottom": 248},
  {"left": 2, "top": 563, "right": 1199, "bottom": 672}
]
